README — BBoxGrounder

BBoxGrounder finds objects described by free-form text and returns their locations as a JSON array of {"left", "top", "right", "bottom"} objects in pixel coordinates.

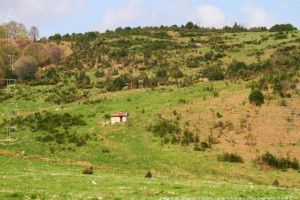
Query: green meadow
[{"left": 1, "top": 81, "right": 299, "bottom": 199}]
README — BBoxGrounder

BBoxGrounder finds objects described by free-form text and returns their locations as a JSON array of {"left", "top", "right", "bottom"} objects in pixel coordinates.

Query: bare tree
[
  {"left": 3, "top": 21, "right": 28, "bottom": 39},
  {"left": 29, "top": 26, "right": 39, "bottom": 41}
]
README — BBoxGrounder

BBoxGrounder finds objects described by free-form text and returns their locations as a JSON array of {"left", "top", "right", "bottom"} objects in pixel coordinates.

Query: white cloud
[
  {"left": 0, "top": 0, "right": 86, "bottom": 25},
  {"left": 242, "top": 5, "right": 276, "bottom": 28},
  {"left": 191, "top": 5, "right": 231, "bottom": 28},
  {"left": 100, "top": 0, "right": 143, "bottom": 31}
]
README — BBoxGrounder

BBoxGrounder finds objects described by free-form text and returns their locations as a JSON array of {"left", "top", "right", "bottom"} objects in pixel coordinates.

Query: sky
[{"left": 0, "top": 0, "right": 299, "bottom": 37}]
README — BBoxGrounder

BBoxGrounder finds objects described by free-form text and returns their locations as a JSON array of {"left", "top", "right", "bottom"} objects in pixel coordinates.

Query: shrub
[
  {"left": 156, "top": 69, "right": 168, "bottom": 79},
  {"left": 145, "top": 171, "right": 152, "bottom": 179},
  {"left": 194, "top": 142, "right": 211, "bottom": 151},
  {"left": 148, "top": 116, "right": 199, "bottom": 146},
  {"left": 102, "top": 146, "right": 111, "bottom": 153},
  {"left": 186, "top": 57, "right": 200, "bottom": 68},
  {"left": 270, "top": 24, "right": 297, "bottom": 32},
  {"left": 76, "top": 71, "right": 92, "bottom": 89},
  {"left": 82, "top": 166, "right": 93, "bottom": 175},
  {"left": 0, "top": 92, "right": 13, "bottom": 103},
  {"left": 218, "top": 153, "right": 244, "bottom": 163},
  {"left": 202, "top": 66, "right": 224, "bottom": 81},
  {"left": 216, "top": 112, "right": 223, "bottom": 118},
  {"left": 227, "top": 61, "right": 249, "bottom": 79},
  {"left": 94, "top": 70, "right": 105, "bottom": 78},
  {"left": 181, "top": 130, "right": 196, "bottom": 146},
  {"left": 249, "top": 90, "right": 264, "bottom": 106},
  {"left": 0, "top": 26, "right": 6, "bottom": 38},
  {"left": 255, "top": 152, "right": 299, "bottom": 170},
  {"left": 3, "top": 111, "right": 89, "bottom": 148},
  {"left": 107, "top": 76, "right": 126, "bottom": 91},
  {"left": 0, "top": 56, "right": 5, "bottom": 86},
  {"left": 48, "top": 45, "right": 63, "bottom": 64},
  {"left": 36, "top": 67, "right": 61, "bottom": 85},
  {"left": 22, "top": 43, "right": 49, "bottom": 66},
  {"left": 171, "top": 68, "right": 184, "bottom": 79},
  {"left": 273, "top": 180, "right": 280, "bottom": 187},
  {"left": 49, "top": 33, "right": 62, "bottom": 43},
  {"left": 45, "top": 87, "right": 89, "bottom": 104},
  {"left": 148, "top": 118, "right": 181, "bottom": 144},
  {"left": 12, "top": 56, "right": 38, "bottom": 80}
]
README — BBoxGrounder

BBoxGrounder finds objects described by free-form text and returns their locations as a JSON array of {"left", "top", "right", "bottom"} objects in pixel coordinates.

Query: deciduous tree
[
  {"left": 12, "top": 56, "right": 38, "bottom": 80},
  {"left": 3, "top": 21, "right": 28, "bottom": 39},
  {"left": 29, "top": 26, "right": 39, "bottom": 41}
]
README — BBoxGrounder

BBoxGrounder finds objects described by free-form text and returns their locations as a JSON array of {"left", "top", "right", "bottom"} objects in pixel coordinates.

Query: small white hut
[{"left": 110, "top": 112, "right": 128, "bottom": 124}]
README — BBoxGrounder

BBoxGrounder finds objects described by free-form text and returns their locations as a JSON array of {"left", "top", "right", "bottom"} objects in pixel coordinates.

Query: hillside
[{"left": 0, "top": 25, "right": 300, "bottom": 199}]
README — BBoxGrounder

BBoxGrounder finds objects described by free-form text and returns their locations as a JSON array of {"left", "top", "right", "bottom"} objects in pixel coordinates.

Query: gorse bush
[
  {"left": 76, "top": 71, "right": 92, "bottom": 89},
  {"left": 35, "top": 67, "right": 61, "bottom": 85},
  {"left": 82, "top": 166, "right": 93, "bottom": 175},
  {"left": 227, "top": 61, "right": 249, "bottom": 79},
  {"left": 148, "top": 118, "right": 181, "bottom": 144},
  {"left": 148, "top": 117, "right": 199, "bottom": 146},
  {"left": 107, "top": 76, "right": 126, "bottom": 91},
  {"left": 45, "top": 86, "right": 89, "bottom": 104},
  {"left": 218, "top": 153, "right": 244, "bottom": 163},
  {"left": 186, "top": 57, "right": 200, "bottom": 68},
  {"left": 3, "top": 111, "right": 90, "bottom": 147},
  {"left": 249, "top": 90, "right": 264, "bottom": 106},
  {"left": 255, "top": 152, "right": 299, "bottom": 170},
  {"left": 202, "top": 66, "right": 224, "bottom": 81},
  {"left": 194, "top": 142, "right": 211, "bottom": 151}
]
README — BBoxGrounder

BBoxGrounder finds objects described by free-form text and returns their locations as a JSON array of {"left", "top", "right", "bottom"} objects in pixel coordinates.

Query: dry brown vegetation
[{"left": 162, "top": 87, "right": 300, "bottom": 161}]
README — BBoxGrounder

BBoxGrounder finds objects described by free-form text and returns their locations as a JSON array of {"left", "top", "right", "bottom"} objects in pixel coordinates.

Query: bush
[
  {"left": 218, "top": 153, "right": 244, "bottom": 163},
  {"left": 107, "top": 76, "right": 126, "bottom": 91},
  {"left": 22, "top": 43, "right": 49, "bottom": 66},
  {"left": 12, "top": 56, "right": 38, "bottom": 80},
  {"left": 249, "top": 90, "right": 264, "bottom": 106},
  {"left": 194, "top": 142, "right": 211, "bottom": 151},
  {"left": 45, "top": 87, "right": 89, "bottom": 104},
  {"left": 3, "top": 111, "right": 89, "bottom": 147},
  {"left": 148, "top": 117, "right": 199, "bottom": 146},
  {"left": 76, "top": 71, "right": 92, "bottom": 89},
  {"left": 255, "top": 152, "right": 299, "bottom": 170},
  {"left": 273, "top": 180, "right": 280, "bottom": 187},
  {"left": 156, "top": 69, "right": 168, "bottom": 79},
  {"left": 48, "top": 45, "right": 63, "bottom": 64},
  {"left": 94, "top": 70, "right": 105, "bottom": 78},
  {"left": 202, "top": 66, "right": 224, "bottom": 81},
  {"left": 186, "top": 57, "right": 200, "bottom": 68},
  {"left": 82, "top": 166, "right": 93, "bottom": 175},
  {"left": 36, "top": 67, "right": 61, "bottom": 85},
  {"left": 145, "top": 171, "right": 152, "bottom": 179},
  {"left": 102, "top": 146, "right": 111, "bottom": 153},
  {"left": 0, "top": 57, "right": 5, "bottom": 86},
  {"left": 270, "top": 24, "right": 297, "bottom": 32},
  {"left": 148, "top": 118, "right": 181, "bottom": 144},
  {"left": 227, "top": 61, "right": 249, "bottom": 79}
]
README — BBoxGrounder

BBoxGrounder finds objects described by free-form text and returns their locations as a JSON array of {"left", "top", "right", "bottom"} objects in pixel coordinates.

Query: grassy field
[
  {"left": 0, "top": 28, "right": 299, "bottom": 199},
  {"left": 0, "top": 80, "right": 300, "bottom": 199},
  {"left": 1, "top": 156, "right": 299, "bottom": 200}
]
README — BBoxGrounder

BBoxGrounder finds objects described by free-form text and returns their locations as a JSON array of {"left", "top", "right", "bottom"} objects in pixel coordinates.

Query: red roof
[{"left": 110, "top": 112, "right": 128, "bottom": 117}]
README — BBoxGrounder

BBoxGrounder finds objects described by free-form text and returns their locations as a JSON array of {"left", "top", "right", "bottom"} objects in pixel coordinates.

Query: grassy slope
[
  {"left": 1, "top": 156, "right": 299, "bottom": 200},
  {"left": 1, "top": 81, "right": 300, "bottom": 199},
  {"left": 0, "top": 31, "right": 300, "bottom": 199}
]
